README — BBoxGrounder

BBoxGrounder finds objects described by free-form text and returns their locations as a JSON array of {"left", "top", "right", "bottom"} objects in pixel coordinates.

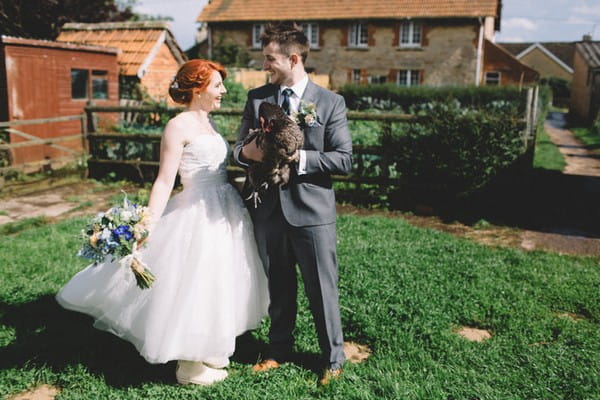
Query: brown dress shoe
[
  {"left": 319, "top": 368, "right": 343, "bottom": 386},
  {"left": 252, "top": 359, "right": 280, "bottom": 372}
]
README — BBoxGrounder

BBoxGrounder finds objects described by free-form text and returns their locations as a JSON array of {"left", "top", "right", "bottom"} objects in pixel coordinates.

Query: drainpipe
[
  {"left": 208, "top": 25, "right": 213, "bottom": 59},
  {"left": 475, "top": 17, "right": 484, "bottom": 86}
]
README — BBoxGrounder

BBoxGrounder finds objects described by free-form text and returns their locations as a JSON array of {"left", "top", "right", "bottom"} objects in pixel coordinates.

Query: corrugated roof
[
  {"left": 198, "top": 0, "right": 500, "bottom": 22},
  {"left": 0, "top": 35, "right": 120, "bottom": 54},
  {"left": 576, "top": 41, "right": 600, "bottom": 69},
  {"left": 56, "top": 21, "right": 186, "bottom": 77},
  {"left": 499, "top": 42, "right": 575, "bottom": 69}
]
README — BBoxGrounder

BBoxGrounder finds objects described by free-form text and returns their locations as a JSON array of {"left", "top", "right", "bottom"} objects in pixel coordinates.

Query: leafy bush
[{"left": 382, "top": 101, "right": 524, "bottom": 198}]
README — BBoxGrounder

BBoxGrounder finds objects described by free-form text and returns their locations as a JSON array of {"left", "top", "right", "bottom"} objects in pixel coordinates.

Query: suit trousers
[{"left": 253, "top": 202, "right": 346, "bottom": 369}]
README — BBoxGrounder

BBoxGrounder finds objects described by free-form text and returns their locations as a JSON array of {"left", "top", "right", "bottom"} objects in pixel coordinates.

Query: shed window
[
  {"left": 92, "top": 70, "right": 108, "bottom": 99},
  {"left": 397, "top": 70, "right": 420, "bottom": 86},
  {"left": 485, "top": 71, "right": 501, "bottom": 86},
  {"left": 349, "top": 23, "right": 368, "bottom": 47},
  {"left": 71, "top": 69, "right": 89, "bottom": 99}
]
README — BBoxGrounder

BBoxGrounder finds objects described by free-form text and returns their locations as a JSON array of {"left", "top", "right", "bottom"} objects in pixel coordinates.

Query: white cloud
[
  {"left": 496, "top": 34, "right": 526, "bottom": 42},
  {"left": 574, "top": 5, "right": 600, "bottom": 17},
  {"left": 502, "top": 17, "right": 537, "bottom": 31},
  {"left": 565, "top": 16, "right": 594, "bottom": 25}
]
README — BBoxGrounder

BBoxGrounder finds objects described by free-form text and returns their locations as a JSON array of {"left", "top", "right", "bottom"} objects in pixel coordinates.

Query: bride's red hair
[{"left": 169, "top": 59, "right": 227, "bottom": 105}]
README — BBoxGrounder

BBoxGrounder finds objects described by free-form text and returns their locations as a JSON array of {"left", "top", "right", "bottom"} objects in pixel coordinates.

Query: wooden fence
[
  {"left": 0, "top": 114, "right": 87, "bottom": 174},
  {"left": 0, "top": 87, "right": 541, "bottom": 201}
]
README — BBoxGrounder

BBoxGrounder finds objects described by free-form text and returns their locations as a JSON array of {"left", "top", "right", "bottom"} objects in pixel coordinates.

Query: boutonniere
[{"left": 291, "top": 100, "right": 321, "bottom": 128}]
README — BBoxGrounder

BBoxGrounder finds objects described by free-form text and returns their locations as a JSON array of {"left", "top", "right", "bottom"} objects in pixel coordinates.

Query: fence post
[{"left": 524, "top": 87, "right": 533, "bottom": 151}]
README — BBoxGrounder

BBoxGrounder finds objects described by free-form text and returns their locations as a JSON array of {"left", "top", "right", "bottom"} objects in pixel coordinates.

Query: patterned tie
[{"left": 281, "top": 88, "right": 293, "bottom": 115}]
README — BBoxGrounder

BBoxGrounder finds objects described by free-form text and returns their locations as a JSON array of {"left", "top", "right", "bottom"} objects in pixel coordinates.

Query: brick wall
[
  {"left": 140, "top": 43, "right": 180, "bottom": 103},
  {"left": 569, "top": 50, "right": 590, "bottom": 120},
  {"left": 520, "top": 49, "right": 572, "bottom": 81}
]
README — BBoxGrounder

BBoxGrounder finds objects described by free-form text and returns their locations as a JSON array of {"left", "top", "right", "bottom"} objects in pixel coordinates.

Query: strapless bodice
[{"left": 178, "top": 134, "right": 229, "bottom": 188}]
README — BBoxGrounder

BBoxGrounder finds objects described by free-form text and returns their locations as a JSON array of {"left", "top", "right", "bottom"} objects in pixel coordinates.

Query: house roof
[
  {"left": 56, "top": 21, "right": 186, "bottom": 78},
  {"left": 198, "top": 0, "right": 500, "bottom": 22},
  {"left": 576, "top": 40, "right": 600, "bottom": 69},
  {"left": 0, "top": 35, "right": 120, "bottom": 55},
  {"left": 499, "top": 42, "right": 575, "bottom": 70},
  {"left": 485, "top": 39, "right": 539, "bottom": 80}
]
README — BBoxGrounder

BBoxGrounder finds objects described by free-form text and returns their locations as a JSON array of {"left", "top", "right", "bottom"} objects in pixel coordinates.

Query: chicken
[{"left": 243, "top": 102, "right": 304, "bottom": 207}]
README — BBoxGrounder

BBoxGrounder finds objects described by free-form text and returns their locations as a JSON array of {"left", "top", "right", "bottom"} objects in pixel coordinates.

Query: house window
[
  {"left": 352, "top": 69, "right": 362, "bottom": 84},
  {"left": 92, "top": 70, "right": 108, "bottom": 99},
  {"left": 400, "top": 21, "right": 422, "bottom": 48},
  {"left": 397, "top": 70, "right": 420, "bottom": 86},
  {"left": 252, "top": 24, "right": 265, "bottom": 48},
  {"left": 368, "top": 75, "right": 387, "bottom": 84},
  {"left": 349, "top": 23, "right": 368, "bottom": 47},
  {"left": 71, "top": 69, "right": 89, "bottom": 99},
  {"left": 485, "top": 71, "right": 501, "bottom": 86},
  {"left": 302, "top": 23, "right": 319, "bottom": 48}
]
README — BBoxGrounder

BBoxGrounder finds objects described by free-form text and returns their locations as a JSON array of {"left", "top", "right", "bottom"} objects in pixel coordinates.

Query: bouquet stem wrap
[{"left": 120, "top": 243, "right": 156, "bottom": 289}]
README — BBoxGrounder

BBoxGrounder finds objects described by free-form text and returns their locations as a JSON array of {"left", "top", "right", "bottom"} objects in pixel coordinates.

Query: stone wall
[{"left": 210, "top": 19, "right": 479, "bottom": 89}]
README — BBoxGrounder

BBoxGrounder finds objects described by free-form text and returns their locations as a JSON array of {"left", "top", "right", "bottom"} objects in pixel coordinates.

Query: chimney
[{"left": 583, "top": 34, "right": 592, "bottom": 42}]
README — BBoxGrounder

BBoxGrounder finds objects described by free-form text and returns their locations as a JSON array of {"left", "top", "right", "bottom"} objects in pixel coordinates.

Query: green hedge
[{"left": 339, "top": 84, "right": 528, "bottom": 112}]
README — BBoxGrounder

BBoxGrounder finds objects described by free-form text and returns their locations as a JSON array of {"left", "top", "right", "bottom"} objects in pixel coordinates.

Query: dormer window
[{"left": 399, "top": 21, "right": 422, "bottom": 48}]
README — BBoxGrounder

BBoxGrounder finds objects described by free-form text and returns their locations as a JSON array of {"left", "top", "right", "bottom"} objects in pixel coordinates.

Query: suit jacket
[{"left": 234, "top": 80, "right": 352, "bottom": 227}]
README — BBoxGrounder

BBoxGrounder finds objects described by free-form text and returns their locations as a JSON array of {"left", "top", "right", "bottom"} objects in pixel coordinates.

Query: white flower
[{"left": 120, "top": 210, "right": 133, "bottom": 222}]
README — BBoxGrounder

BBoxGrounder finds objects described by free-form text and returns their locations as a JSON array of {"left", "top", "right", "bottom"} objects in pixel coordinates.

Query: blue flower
[{"left": 113, "top": 225, "right": 133, "bottom": 241}]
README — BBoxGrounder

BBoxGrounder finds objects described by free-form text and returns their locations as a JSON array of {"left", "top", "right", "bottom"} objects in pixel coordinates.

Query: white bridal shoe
[
  {"left": 176, "top": 360, "right": 228, "bottom": 385},
  {"left": 203, "top": 356, "right": 230, "bottom": 369}
]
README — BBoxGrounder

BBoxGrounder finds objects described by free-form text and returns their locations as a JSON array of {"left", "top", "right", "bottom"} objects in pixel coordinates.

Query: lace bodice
[{"left": 178, "top": 134, "right": 229, "bottom": 188}]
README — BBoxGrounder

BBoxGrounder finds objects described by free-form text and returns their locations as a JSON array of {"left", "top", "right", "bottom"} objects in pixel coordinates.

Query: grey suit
[{"left": 234, "top": 80, "right": 352, "bottom": 369}]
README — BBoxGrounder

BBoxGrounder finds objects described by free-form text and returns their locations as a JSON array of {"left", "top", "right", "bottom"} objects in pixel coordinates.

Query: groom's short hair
[{"left": 261, "top": 22, "right": 309, "bottom": 63}]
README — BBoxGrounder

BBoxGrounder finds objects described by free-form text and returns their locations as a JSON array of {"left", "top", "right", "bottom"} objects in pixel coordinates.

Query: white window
[
  {"left": 397, "top": 70, "right": 420, "bottom": 86},
  {"left": 352, "top": 69, "right": 362, "bottom": 84},
  {"left": 485, "top": 71, "right": 501, "bottom": 85},
  {"left": 302, "top": 23, "right": 319, "bottom": 48},
  {"left": 252, "top": 24, "right": 265, "bottom": 48},
  {"left": 349, "top": 23, "right": 368, "bottom": 47},
  {"left": 400, "top": 21, "right": 422, "bottom": 48}
]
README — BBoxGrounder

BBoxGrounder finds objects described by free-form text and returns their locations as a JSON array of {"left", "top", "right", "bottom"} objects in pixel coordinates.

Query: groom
[{"left": 234, "top": 22, "right": 352, "bottom": 384}]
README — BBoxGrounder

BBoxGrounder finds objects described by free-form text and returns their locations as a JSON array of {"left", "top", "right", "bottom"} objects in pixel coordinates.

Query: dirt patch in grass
[
  {"left": 8, "top": 384, "right": 60, "bottom": 400},
  {"left": 343, "top": 341, "right": 371, "bottom": 364},
  {"left": 454, "top": 327, "right": 492, "bottom": 342}
]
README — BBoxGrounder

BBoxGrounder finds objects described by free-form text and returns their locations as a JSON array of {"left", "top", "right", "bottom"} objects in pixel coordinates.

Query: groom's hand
[{"left": 241, "top": 136, "right": 264, "bottom": 162}]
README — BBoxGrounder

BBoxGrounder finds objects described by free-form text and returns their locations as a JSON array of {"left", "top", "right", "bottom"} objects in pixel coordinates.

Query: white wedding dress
[{"left": 56, "top": 133, "right": 269, "bottom": 364}]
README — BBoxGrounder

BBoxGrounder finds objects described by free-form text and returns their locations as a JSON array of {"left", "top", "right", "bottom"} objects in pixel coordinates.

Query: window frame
[
  {"left": 91, "top": 70, "right": 109, "bottom": 100},
  {"left": 485, "top": 71, "right": 501, "bottom": 86},
  {"left": 302, "top": 22, "right": 319, "bottom": 48},
  {"left": 71, "top": 68, "right": 89, "bottom": 100},
  {"left": 397, "top": 69, "right": 420, "bottom": 87},
  {"left": 399, "top": 21, "right": 422, "bottom": 48},
  {"left": 352, "top": 69, "right": 362, "bottom": 84},
  {"left": 348, "top": 23, "right": 369, "bottom": 48},
  {"left": 252, "top": 24, "right": 265, "bottom": 48}
]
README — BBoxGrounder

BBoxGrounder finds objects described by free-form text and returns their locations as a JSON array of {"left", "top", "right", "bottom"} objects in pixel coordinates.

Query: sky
[{"left": 132, "top": 0, "right": 599, "bottom": 50}]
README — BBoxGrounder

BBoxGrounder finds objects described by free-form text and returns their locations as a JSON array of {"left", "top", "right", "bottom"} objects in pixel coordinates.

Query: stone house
[
  {"left": 197, "top": 0, "right": 535, "bottom": 89},
  {"left": 570, "top": 37, "right": 600, "bottom": 122},
  {"left": 56, "top": 21, "right": 187, "bottom": 103}
]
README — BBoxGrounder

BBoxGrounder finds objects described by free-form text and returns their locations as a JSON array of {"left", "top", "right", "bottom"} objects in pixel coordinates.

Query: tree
[{"left": 0, "top": 0, "right": 139, "bottom": 40}]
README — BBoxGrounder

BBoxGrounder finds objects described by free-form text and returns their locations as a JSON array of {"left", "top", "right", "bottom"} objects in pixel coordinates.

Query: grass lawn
[
  {"left": 533, "top": 125, "right": 566, "bottom": 171},
  {"left": 571, "top": 125, "right": 600, "bottom": 156},
  {"left": 0, "top": 214, "right": 598, "bottom": 399}
]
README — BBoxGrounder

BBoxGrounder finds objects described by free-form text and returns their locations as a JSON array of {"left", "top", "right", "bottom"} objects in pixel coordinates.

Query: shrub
[{"left": 382, "top": 101, "right": 524, "bottom": 199}]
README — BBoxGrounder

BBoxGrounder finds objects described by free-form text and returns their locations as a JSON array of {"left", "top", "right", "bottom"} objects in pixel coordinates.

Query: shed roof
[
  {"left": 0, "top": 35, "right": 120, "bottom": 55},
  {"left": 198, "top": 0, "right": 500, "bottom": 22},
  {"left": 576, "top": 40, "right": 600, "bottom": 69},
  {"left": 56, "top": 21, "right": 186, "bottom": 78}
]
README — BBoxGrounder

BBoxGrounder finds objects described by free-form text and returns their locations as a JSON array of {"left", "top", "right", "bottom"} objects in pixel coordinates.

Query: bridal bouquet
[{"left": 78, "top": 196, "right": 156, "bottom": 289}]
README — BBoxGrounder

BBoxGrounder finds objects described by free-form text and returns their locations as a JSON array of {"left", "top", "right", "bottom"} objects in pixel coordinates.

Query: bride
[{"left": 56, "top": 59, "right": 269, "bottom": 386}]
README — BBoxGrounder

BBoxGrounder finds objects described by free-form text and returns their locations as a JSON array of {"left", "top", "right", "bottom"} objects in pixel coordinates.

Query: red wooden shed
[{"left": 0, "top": 35, "right": 119, "bottom": 167}]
